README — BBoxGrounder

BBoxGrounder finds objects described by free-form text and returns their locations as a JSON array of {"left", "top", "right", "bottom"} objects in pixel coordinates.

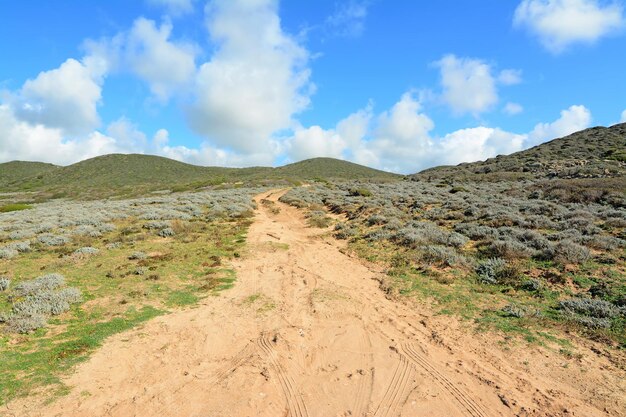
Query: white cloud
[
  {"left": 336, "top": 105, "right": 372, "bottom": 148},
  {"left": 283, "top": 93, "right": 593, "bottom": 174},
  {"left": 514, "top": 0, "right": 624, "bottom": 52},
  {"left": 186, "top": 0, "right": 313, "bottom": 154},
  {"left": 105, "top": 118, "right": 149, "bottom": 151},
  {"left": 527, "top": 104, "right": 591, "bottom": 146},
  {"left": 504, "top": 102, "right": 524, "bottom": 115},
  {"left": 435, "top": 55, "right": 498, "bottom": 116},
  {"left": 326, "top": 1, "right": 370, "bottom": 38},
  {"left": 620, "top": 109, "right": 626, "bottom": 122},
  {"left": 125, "top": 18, "right": 197, "bottom": 101},
  {"left": 375, "top": 93, "right": 434, "bottom": 145},
  {"left": 85, "top": 18, "right": 197, "bottom": 102},
  {"left": 434, "top": 128, "right": 526, "bottom": 167},
  {"left": 288, "top": 126, "right": 347, "bottom": 161},
  {"left": 146, "top": 0, "right": 195, "bottom": 16},
  {"left": 11, "top": 58, "right": 105, "bottom": 135},
  {"left": 0, "top": 105, "right": 121, "bottom": 165},
  {"left": 498, "top": 69, "right": 523, "bottom": 85}
]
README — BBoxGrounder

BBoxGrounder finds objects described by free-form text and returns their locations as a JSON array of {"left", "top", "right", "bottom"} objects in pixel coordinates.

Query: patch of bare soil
[{"left": 5, "top": 190, "right": 625, "bottom": 417}]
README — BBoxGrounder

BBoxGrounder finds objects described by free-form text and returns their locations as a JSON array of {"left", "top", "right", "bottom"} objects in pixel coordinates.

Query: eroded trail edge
[{"left": 6, "top": 190, "right": 624, "bottom": 417}]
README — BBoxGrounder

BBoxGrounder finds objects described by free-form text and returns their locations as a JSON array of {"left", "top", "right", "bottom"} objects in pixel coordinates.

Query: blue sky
[{"left": 0, "top": 0, "right": 625, "bottom": 173}]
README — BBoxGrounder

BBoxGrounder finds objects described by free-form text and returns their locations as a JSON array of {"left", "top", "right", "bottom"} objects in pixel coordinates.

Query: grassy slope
[
  {"left": 273, "top": 157, "right": 400, "bottom": 181},
  {"left": 0, "top": 161, "right": 60, "bottom": 188},
  {"left": 1, "top": 155, "right": 399, "bottom": 199},
  {"left": 414, "top": 123, "right": 626, "bottom": 181}
]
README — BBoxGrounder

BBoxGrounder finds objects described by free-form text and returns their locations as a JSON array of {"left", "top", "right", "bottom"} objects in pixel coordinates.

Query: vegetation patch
[
  {"left": 0, "top": 203, "right": 32, "bottom": 213},
  {"left": 0, "top": 187, "right": 260, "bottom": 404},
  {"left": 280, "top": 179, "right": 626, "bottom": 348}
]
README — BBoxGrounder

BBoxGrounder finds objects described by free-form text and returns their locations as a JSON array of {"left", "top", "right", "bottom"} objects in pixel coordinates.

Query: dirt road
[{"left": 6, "top": 190, "right": 624, "bottom": 416}]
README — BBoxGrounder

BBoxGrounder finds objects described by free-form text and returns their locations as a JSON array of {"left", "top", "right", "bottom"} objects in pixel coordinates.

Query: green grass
[
  {"left": 0, "top": 306, "right": 162, "bottom": 405},
  {"left": 0, "top": 203, "right": 32, "bottom": 213},
  {"left": 166, "top": 290, "right": 199, "bottom": 307},
  {"left": 0, "top": 215, "right": 252, "bottom": 405},
  {"left": 347, "top": 232, "right": 626, "bottom": 349}
]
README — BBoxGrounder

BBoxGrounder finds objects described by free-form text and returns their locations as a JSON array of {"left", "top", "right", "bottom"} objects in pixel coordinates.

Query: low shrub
[
  {"left": 158, "top": 227, "right": 176, "bottom": 237},
  {"left": 552, "top": 240, "right": 590, "bottom": 264},
  {"left": 367, "top": 214, "right": 387, "bottom": 226},
  {"left": 520, "top": 279, "right": 542, "bottom": 292},
  {"left": 476, "top": 258, "right": 506, "bottom": 285},
  {"left": 365, "top": 229, "right": 392, "bottom": 242},
  {"left": 13, "top": 274, "right": 65, "bottom": 297},
  {"left": 128, "top": 251, "right": 148, "bottom": 260},
  {"left": 487, "top": 239, "right": 535, "bottom": 260},
  {"left": 475, "top": 258, "right": 521, "bottom": 285},
  {"left": 5, "top": 313, "right": 47, "bottom": 333},
  {"left": 12, "top": 288, "right": 82, "bottom": 316},
  {"left": 349, "top": 188, "right": 372, "bottom": 197},
  {"left": 502, "top": 304, "right": 526, "bottom": 318},
  {"left": 143, "top": 221, "right": 171, "bottom": 230},
  {"left": 0, "top": 277, "right": 10, "bottom": 292},
  {"left": 446, "top": 232, "right": 469, "bottom": 248},
  {"left": 419, "top": 245, "right": 465, "bottom": 267},
  {"left": 74, "top": 247, "right": 99, "bottom": 256},
  {"left": 6, "top": 241, "right": 31, "bottom": 253},
  {"left": 559, "top": 298, "right": 622, "bottom": 319},
  {"left": 37, "top": 234, "right": 70, "bottom": 247},
  {"left": 0, "top": 248, "right": 18, "bottom": 260}
]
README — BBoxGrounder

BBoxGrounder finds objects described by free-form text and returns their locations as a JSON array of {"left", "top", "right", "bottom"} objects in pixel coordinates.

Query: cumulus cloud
[
  {"left": 514, "top": 0, "right": 625, "bottom": 52},
  {"left": 10, "top": 58, "right": 106, "bottom": 135},
  {"left": 503, "top": 102, "right": 524, "bottom": 115},
  {"left": 433, "top": 128, "right": 526, "bottom": 167},
  {"left": 0, "top": 105, "right": 122, "bottom": 165},
  {"left": 288, "top": 126, "right": 347, "bottom": 161},
  {"left": 125, "top": 18, "right": 197, "bottom": 101},
  {"left": 620, "top": 109, "right": 626, "bottom": 122},
  {"left": 283, "top": 91, "right": 593, "bottom": 174},
  {"left": 526, "top": 104, "right": 592, "bottom": 146},
  {"left": 435, "top": 55, "right": 498, "bottom": 116},
  {"left": 325, "top": 1, "right": 370, "bottom": 38},
  {"left": 85, "top": 18, "right": 197, "bottom": 102},
  {"left": 186, "top": 0, "right": 313, "bottom": 154},
  {"left": 146, "top": 0, "right": 195, "bottom": 16}
]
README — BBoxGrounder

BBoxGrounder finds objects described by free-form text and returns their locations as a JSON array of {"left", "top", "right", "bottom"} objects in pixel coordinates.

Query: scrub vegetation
[{"left": 0, "top": 187, "right": 260, "bottom": 404}]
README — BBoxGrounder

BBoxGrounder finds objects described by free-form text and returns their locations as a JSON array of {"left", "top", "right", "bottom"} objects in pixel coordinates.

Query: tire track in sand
[
  {"left": 352, "top": 329, "right": 374, "bottom": 417},
  {"left": 156, "top": 341, "right": 256, "bottom": 413},
  {"left": 401, "top": 343, "right": 488, "bottom": 417},
  {"left": 257, "top": 334, "right": 309, "bottom": 417},
  {"left": 372, "top": 354, "right": 414, "bottom": 417}
]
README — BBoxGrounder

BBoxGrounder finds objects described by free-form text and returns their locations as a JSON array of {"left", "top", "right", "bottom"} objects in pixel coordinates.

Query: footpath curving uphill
[{"left": 5, "top": 190, "right": 624, "bottom": 417}]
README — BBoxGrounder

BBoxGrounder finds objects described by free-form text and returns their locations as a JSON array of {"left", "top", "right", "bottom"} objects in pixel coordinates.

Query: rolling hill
[
  {"left": 271, "top": 157, "right": 398, "bottom": 180},
  {"left": 413, "top": 123, "right": 626, "bottom": 181},
  {"left": 0, "top": 154, "right": 399, "bottom": 199},
  {"left": 0, "top": 161, "right": 60, "bottom": 189}
]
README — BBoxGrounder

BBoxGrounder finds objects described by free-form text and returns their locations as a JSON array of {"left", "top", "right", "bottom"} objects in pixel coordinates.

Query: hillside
[
  {"left": 0, "top": 161, "right": 60, "bottom": 189},
  {"left": 0, "top": 154, "right": 399, "bottom": 199},
  {"left": 414, "top": 123, "right": 626, "bottom": 181},
  {"left": 272, "top": 157, "right": 399, "bottom": 180}
]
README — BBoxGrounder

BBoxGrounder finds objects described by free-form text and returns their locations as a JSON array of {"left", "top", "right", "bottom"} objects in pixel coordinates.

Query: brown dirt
[{"left": 4, "top": 190, "right": 625, "bottom": 417}]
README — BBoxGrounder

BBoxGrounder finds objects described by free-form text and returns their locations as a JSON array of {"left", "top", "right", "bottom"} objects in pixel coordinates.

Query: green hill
[
  {"left": 0, "top": 154, "right": 399, "bottom": 199},
  {"left": 272, "top": 157, "right": 399, "bottom": 181},
  {"left": 413, "top": 123, "right": 626, "bottom": 181},
  {"left": 0, "top": 161, "right": 60, "bottom": 188}
]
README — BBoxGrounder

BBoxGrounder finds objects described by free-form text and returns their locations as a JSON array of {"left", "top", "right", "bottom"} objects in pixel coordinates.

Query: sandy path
[{"left": 5, "top": 190, "right": 625, "bottom": 417}]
